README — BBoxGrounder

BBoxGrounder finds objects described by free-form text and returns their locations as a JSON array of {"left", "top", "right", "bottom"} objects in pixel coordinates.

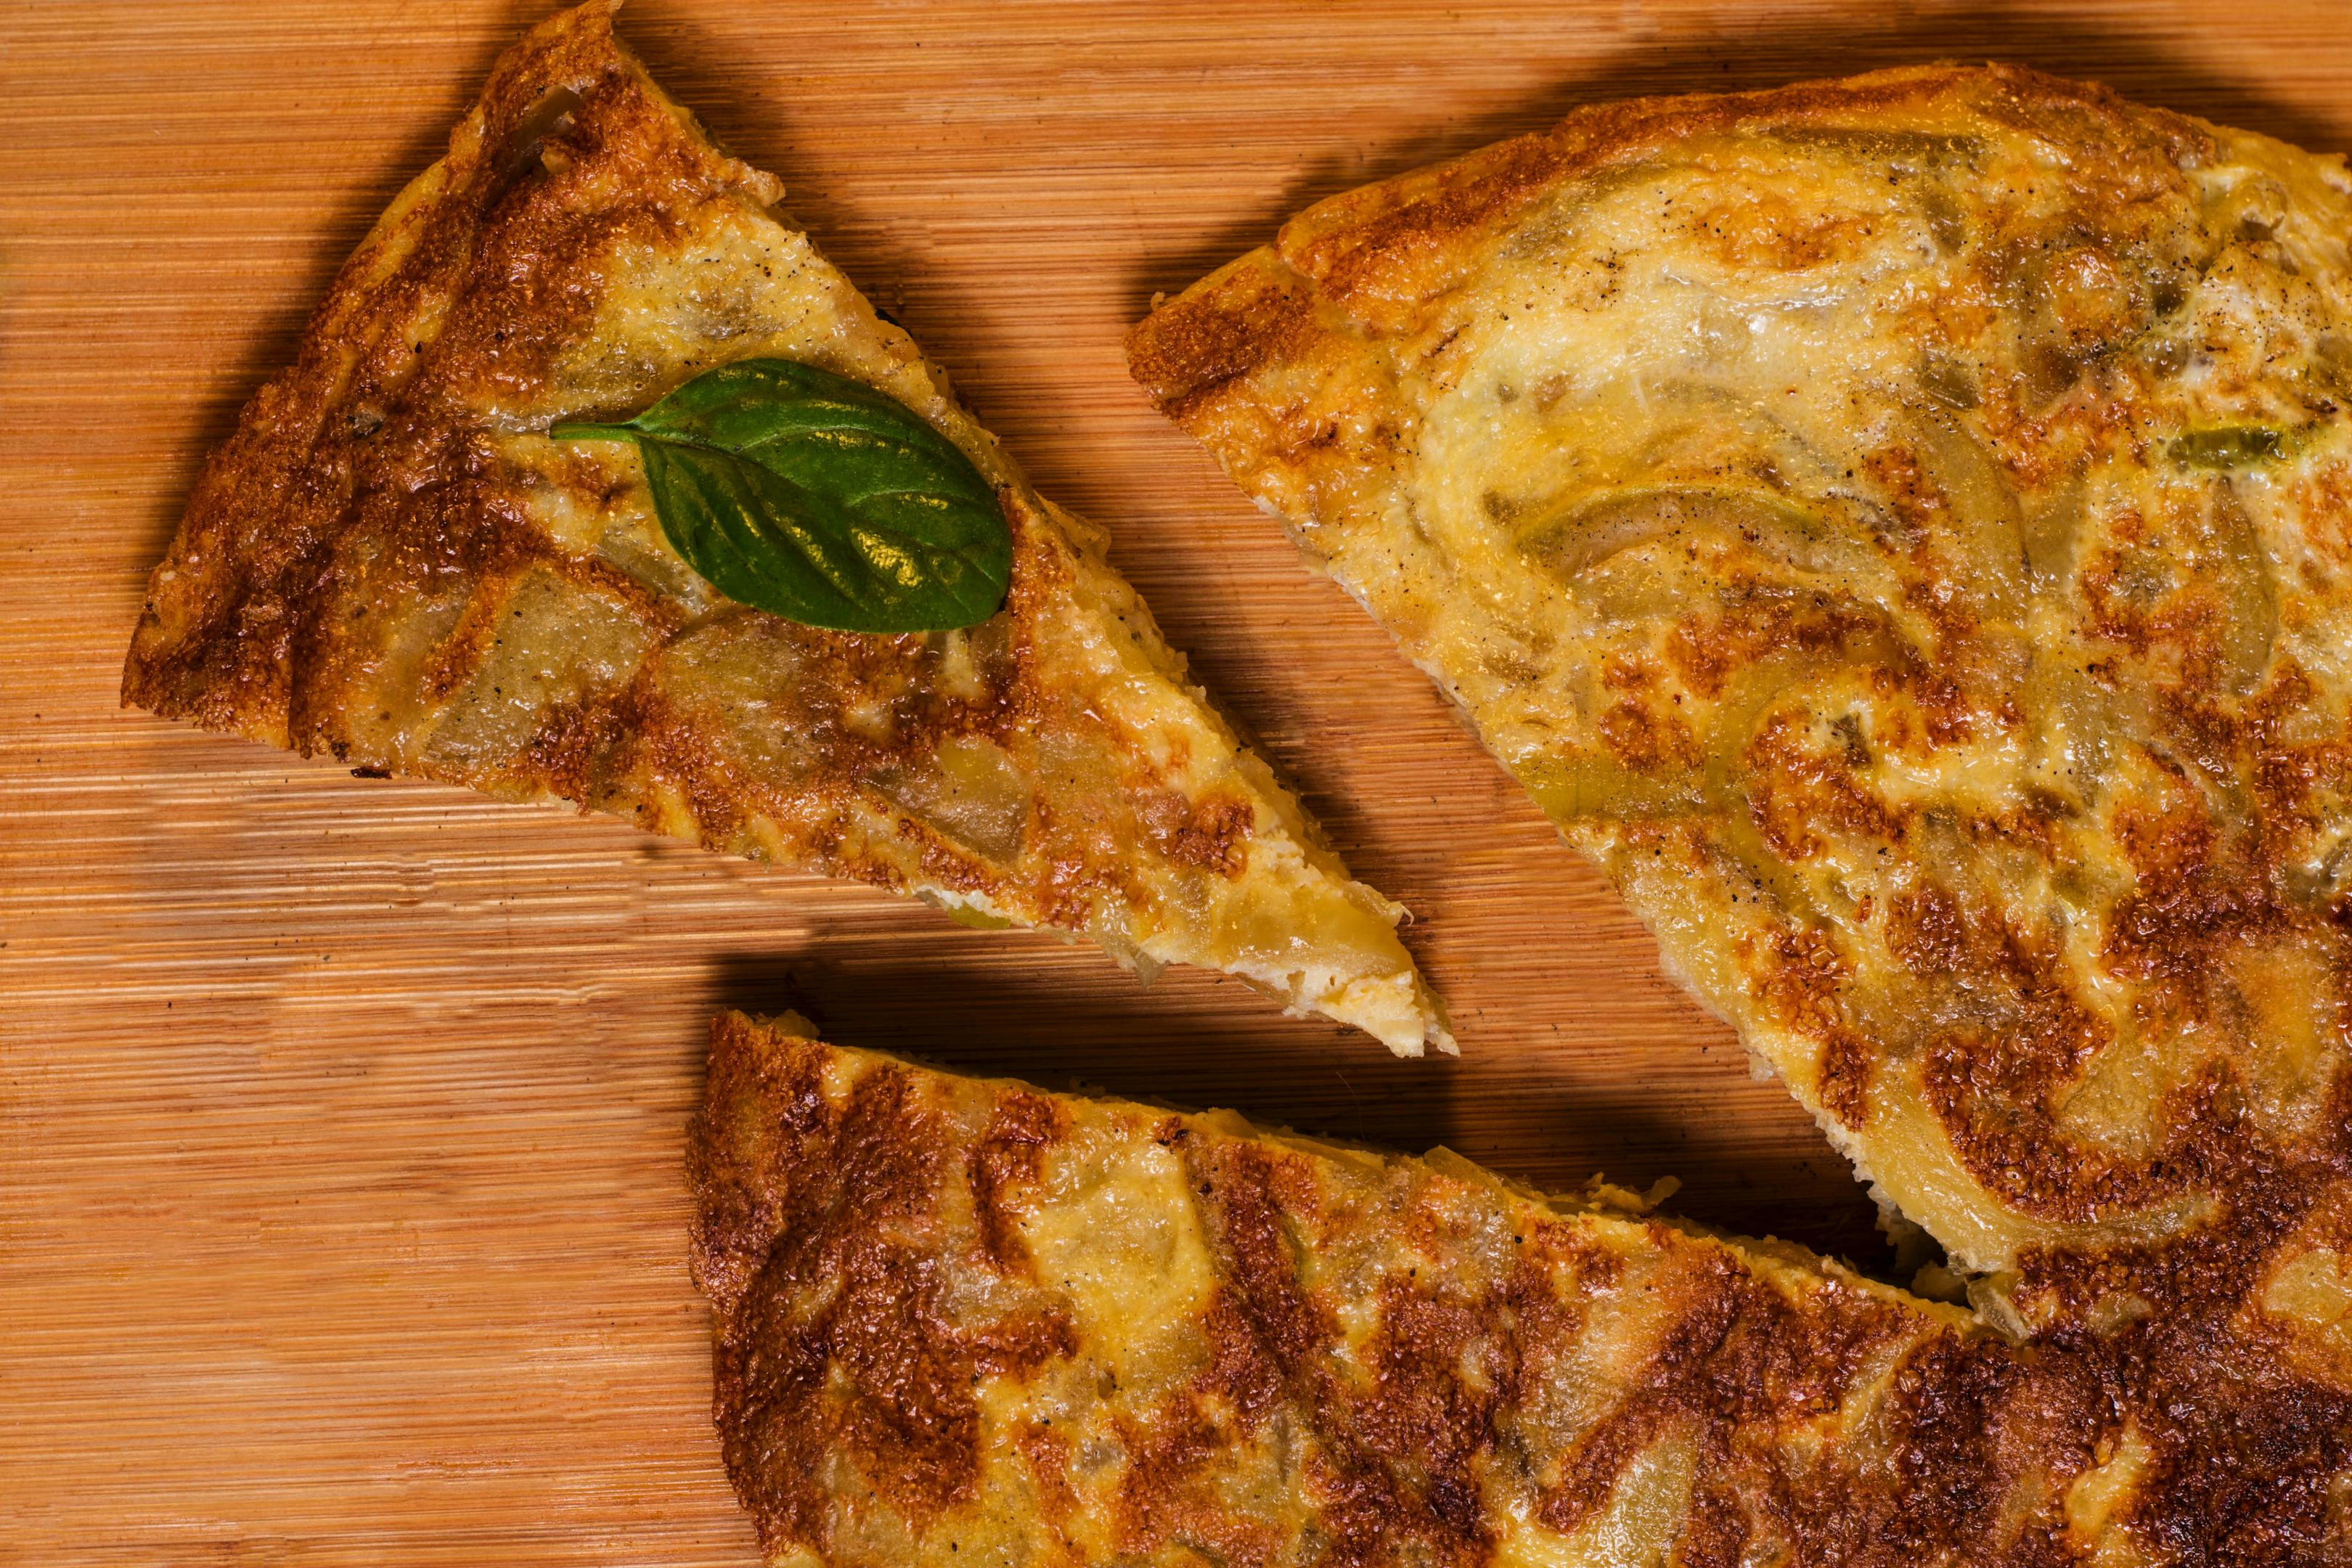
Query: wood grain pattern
[{"left": 1, "top": 1, "right": 2345, "bottom": 1560}]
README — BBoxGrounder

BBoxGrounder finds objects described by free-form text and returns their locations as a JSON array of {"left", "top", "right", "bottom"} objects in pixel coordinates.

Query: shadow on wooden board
[
  {"left": 708, "top": 947, "right": 1449, "bottom": 1138},
  {"left": 703, "top": 950, "right": 1900, "bottom": 1270},
  {"left": 1114, "top": 3, "right": 2347, "bottom": 306}
]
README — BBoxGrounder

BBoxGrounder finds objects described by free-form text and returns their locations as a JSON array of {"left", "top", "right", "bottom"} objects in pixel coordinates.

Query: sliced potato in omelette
[
  {"left": 121, "top": 1, "right": 1444, "bottom": 1053},
  {"left": 1132, "top": 68, "right": 2352, "bottom": 1283},
  {"left": 698, "top": 1010, "right": 2352, "bottom": 1564}
]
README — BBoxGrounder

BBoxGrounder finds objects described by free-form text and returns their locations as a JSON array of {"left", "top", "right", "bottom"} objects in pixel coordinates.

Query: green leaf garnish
[
  {"left": 550, "top": 359, "right": 1010, "bottom": 633},
  {"left": 2168, "top": 426, "right": 2285, "bottom": 470}
]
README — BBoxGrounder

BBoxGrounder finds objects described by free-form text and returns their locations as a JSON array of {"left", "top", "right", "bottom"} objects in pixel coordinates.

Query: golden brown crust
[
  {"left": 1133, "top": 63, "right": 2352, "bottom": 1553},
  {"left": 122, "top": 0, "right": 1445, "bottom": 1052},
  {"left": 693, "top": 1013, "right": 2352, "bottom": 1565},
  {"left": 1131, "top": 64, "right": 2207, "bottom": 417}
]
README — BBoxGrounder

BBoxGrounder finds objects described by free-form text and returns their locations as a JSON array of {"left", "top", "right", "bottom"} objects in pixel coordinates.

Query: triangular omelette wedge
[
  {"left": 692, "top": 1010, "right": 2308, "bottom": 1564},
  {"left": 1132, "top": 70, "right": 2352, "bottom": 1285},
  {"left": 122, "top": 1, "right": 1445, "bottom": 1054}
]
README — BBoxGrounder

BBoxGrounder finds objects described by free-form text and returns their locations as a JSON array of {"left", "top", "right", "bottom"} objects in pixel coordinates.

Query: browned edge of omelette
[{"left": 1127, "top": 62, "right": 2216, "bottom": 425}]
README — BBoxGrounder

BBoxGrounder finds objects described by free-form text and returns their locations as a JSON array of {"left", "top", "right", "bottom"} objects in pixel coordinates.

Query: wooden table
[{"left": 4, "top": 1, "right": 2345, "bottom": 1559}]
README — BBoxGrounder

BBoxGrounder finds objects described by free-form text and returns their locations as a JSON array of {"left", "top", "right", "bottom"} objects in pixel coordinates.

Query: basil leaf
[{"left": 550, "top": 359, "right": 1010, "bottom": 633}]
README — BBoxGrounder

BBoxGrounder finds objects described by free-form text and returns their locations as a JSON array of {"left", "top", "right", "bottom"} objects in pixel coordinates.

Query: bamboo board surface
[{"left": 3, "top": 1, "right": 2348, "bottom": 1560}]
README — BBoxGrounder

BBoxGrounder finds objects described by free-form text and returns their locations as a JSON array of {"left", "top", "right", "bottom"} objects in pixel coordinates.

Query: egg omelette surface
[
  {"left": 1133, "top": 70, "right": 2352, "bottom": 1311},
  {"left": 1130, "top": 64, "right": 2352, "bottom": 1557},
  {"left": 694, "top": 1009, "right": 2330, "bottom": 1567},
  {"left": 121, "top": 0, "right": 1445, "bottom": 1054}
]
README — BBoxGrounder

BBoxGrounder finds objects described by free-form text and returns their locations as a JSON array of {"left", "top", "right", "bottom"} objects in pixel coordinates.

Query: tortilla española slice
[
  {"left": 1130, "top": 68, "right": 2352, "bottom": 1286},
  {"left": 121, "top": 1, "right": 1445, "bottom": 1055},
  {"left": 693, "top": 1009, "right": 2351, "bottom": 1566}
]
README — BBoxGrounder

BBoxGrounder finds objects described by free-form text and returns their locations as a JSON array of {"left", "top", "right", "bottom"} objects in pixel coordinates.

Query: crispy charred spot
[
  {"left": 1744, "top": 710, "right": 1907, "bottom": 863},
  {"left": 2103, "top": 799, "right": 2278, "bottom": 1000},
  {"left": 1351, "top": 1277, "right": 1498, "bottom": 1540},
  {"left": 1662, "top": 595, "right": 1890, "bottom": 703},
  {"left": 822, "top": 1246, "right": 987, "bottom": 1524},
  {"left": 700, "top": 1052, "right": 939, "bottom": 1547},
  {"left": 1886, "top": 883, "right": 1969, "bottom": 977},
  {"left": 1739, "top": 920, "right": 1877, "bottom": 1127},
  {"left": 1168, "top": 1144, "right": 1504, "bottom": 1568},
  {"left": 514, "top": 692, "right": 626, "bottom": 801},
  {"left": 1597, "top": 698, "right": 1699, "bottom": 772},
  {"left": 1874, "top": 1334, "right": 2101, "bottom": 1553},
  {"left": 1193, "top": 1143, "right": 1330, "bottom": 1375},
  {"left": 969, "top": 1090, "right": 1066, "bottom": 1275},
  {"left": 1493, "top": 1232, "right": 1612, "bottom": 1415},
  {"left": 1147, "top": 790, "right": 1255, "bottom": 877},
  {"left": 968, "top": 1307, "right": 1082, "bottom": 1378},
  {"left": 1124, "top": 258, "right": 1323, "bottom": 419},
  {"left": 685, "top": 1011, "right": 830, "bottom": 1310},
  {"left": 692, "top": 1038, "right": 1077, "bottom": 1557},
  {"left": 1196, "top": 1288, "right": 1285, "bottom": 1426},
  {"left": 1813, "top": 1023, "right": 1879, "bottom": 1129},
  {"left": 1879, "top": 880, "right": 2213, "bottom": 1220},
  {"left": 2004, "top": 1147, "right": 2352, "bottom": 1560},
  {"left": 1014, "top": 1421, "right": 1076, "bottom": 1527},
  {"left": 480, "top": 83, "right": 585, "bottom": 211},
  {"left": 1111, "top": 1381, "right": 1282, "bottom": 1567}
]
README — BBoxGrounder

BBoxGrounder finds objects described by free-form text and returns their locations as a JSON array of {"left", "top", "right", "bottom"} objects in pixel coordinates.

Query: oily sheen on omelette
[
  {"left": 1131, "top": 65, "right": 2352, "bottom": 1294},
  {"left": 120, "top": 1, "right": 1445, "bottom": 1054}
]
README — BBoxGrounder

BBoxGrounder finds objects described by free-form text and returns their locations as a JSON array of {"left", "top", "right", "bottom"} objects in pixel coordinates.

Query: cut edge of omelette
[{"left": 119, "top": 0, "right": 1448, "bottom": 1055}]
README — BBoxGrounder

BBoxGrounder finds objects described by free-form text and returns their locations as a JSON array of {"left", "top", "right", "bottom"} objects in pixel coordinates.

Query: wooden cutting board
[{"left": 4, "top": 1, "right": 2346, "bottom": 1559}]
